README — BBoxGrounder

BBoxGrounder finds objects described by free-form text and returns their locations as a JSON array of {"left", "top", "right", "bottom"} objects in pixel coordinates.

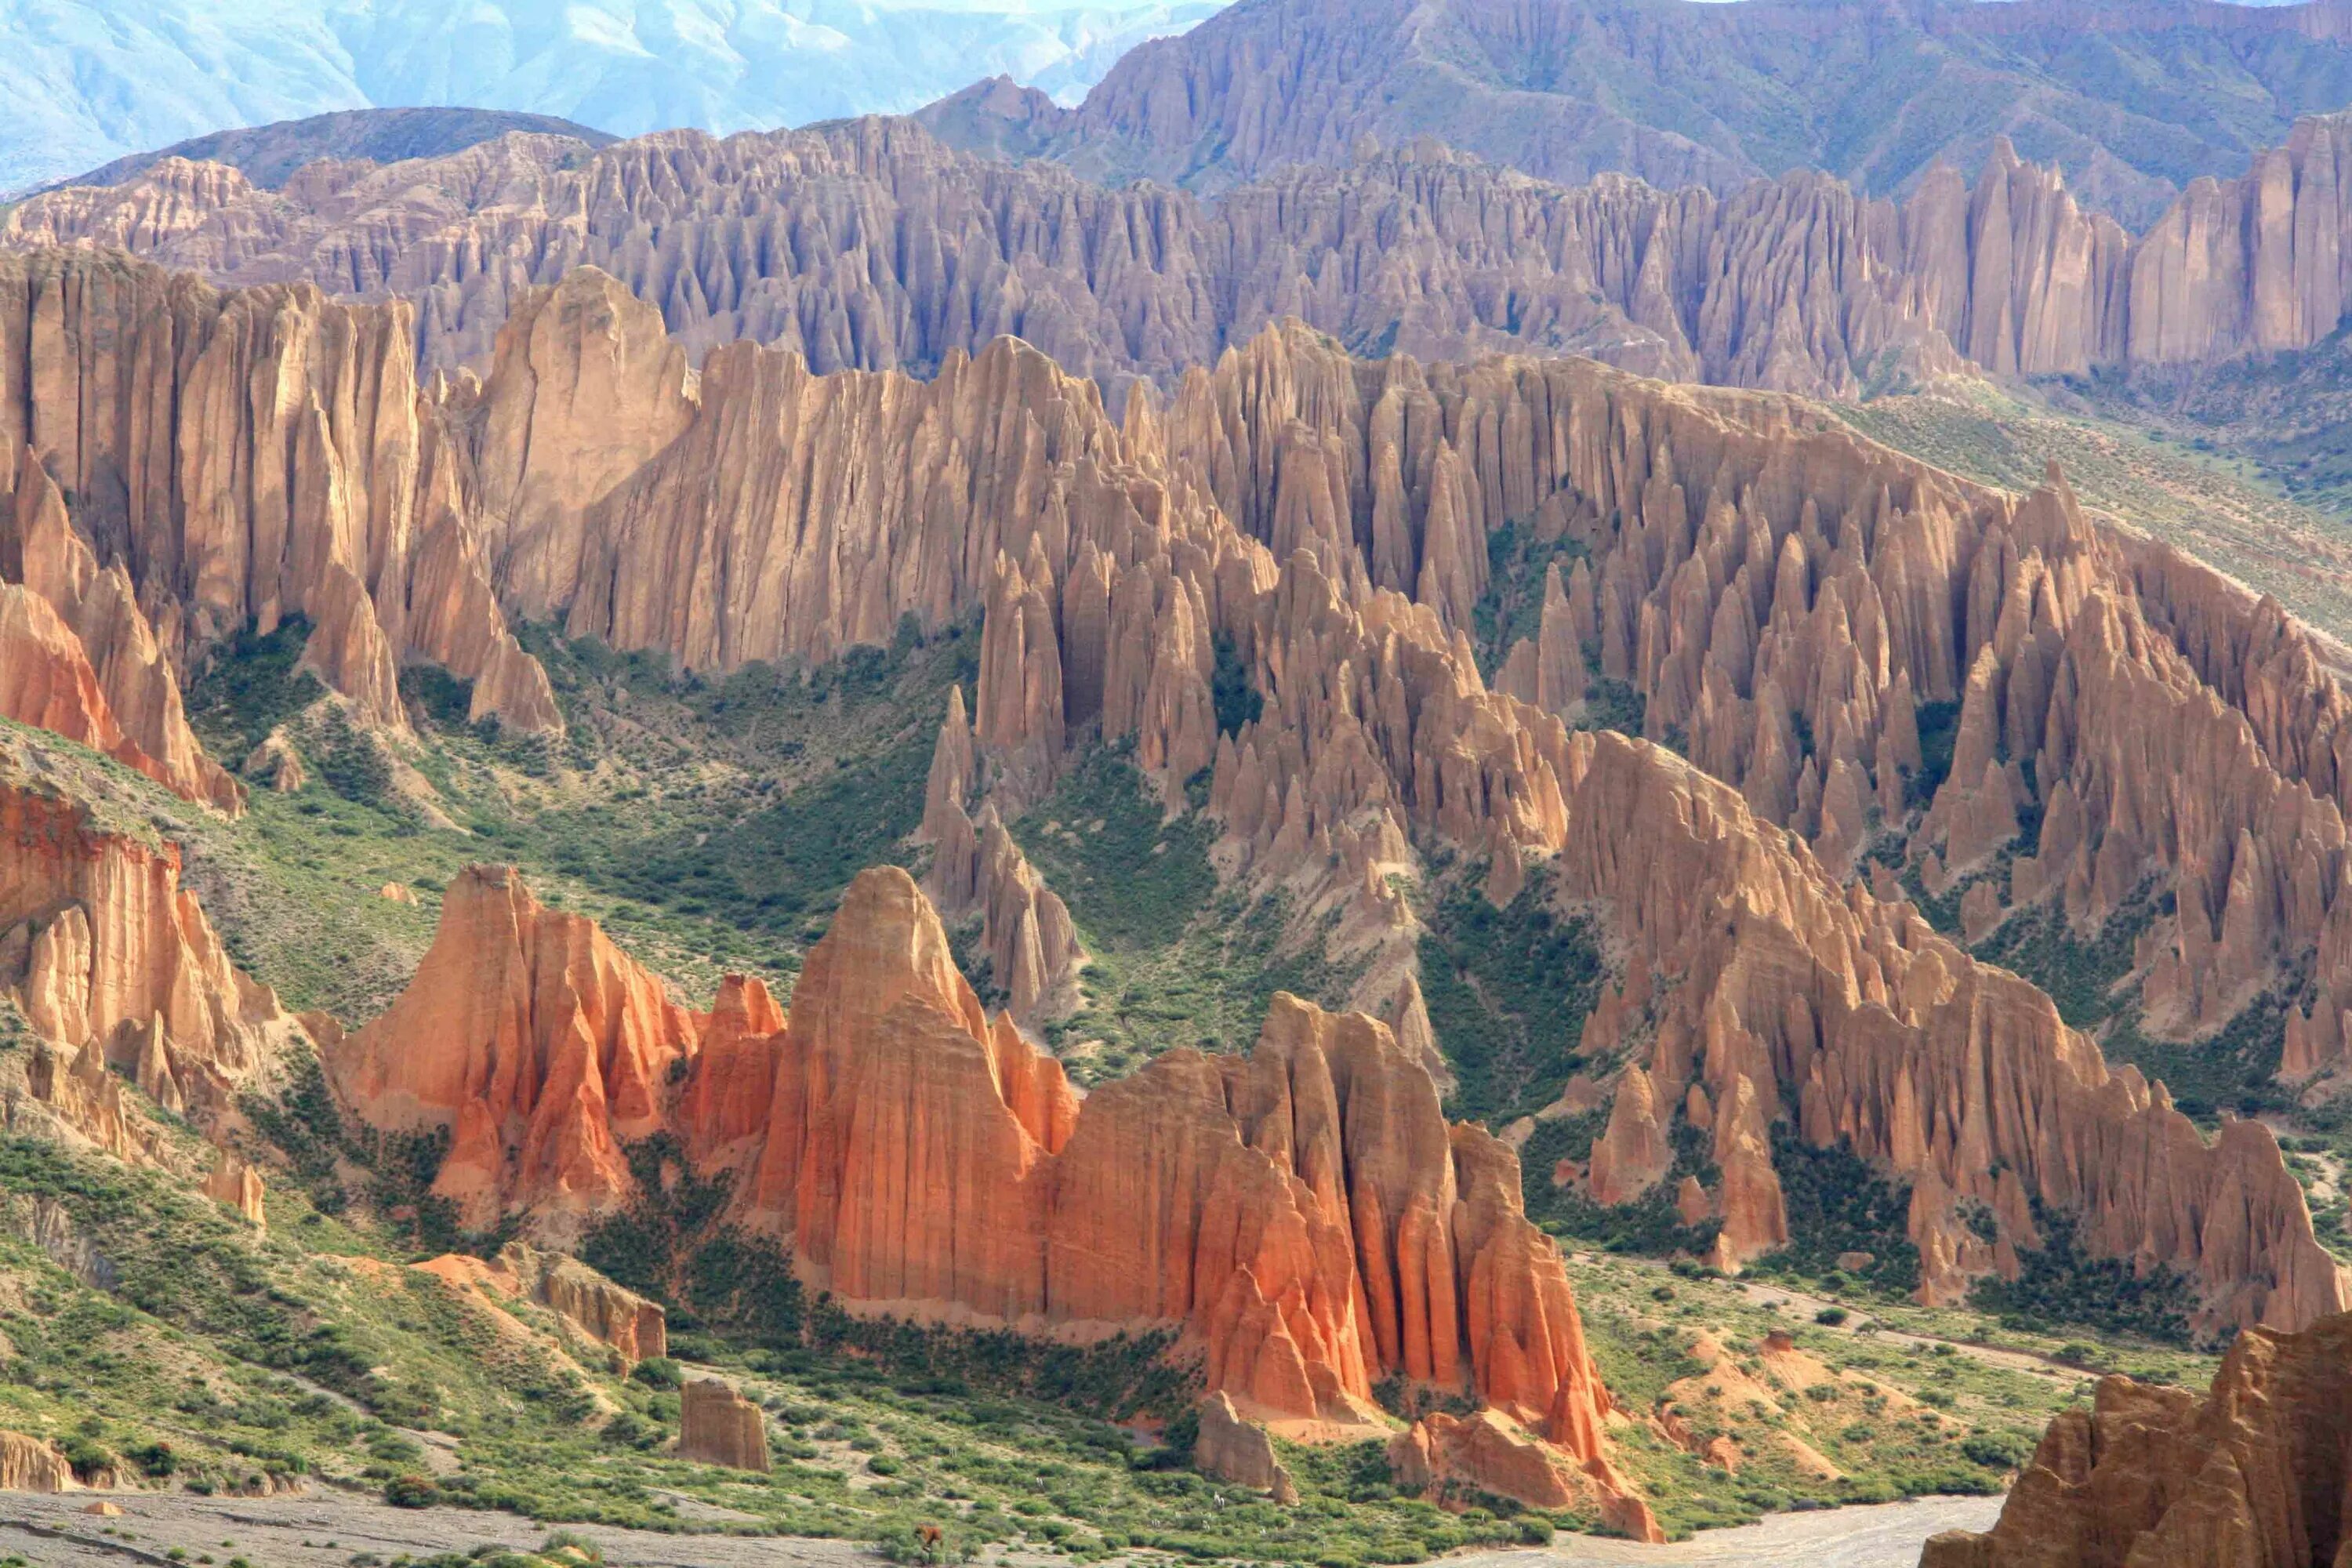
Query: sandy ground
[
  {"left": 1460, "top": 1497, "right": 2002, "bottom": 1566},
  {"left": 0, "top": 1491, "right": 2002, "bottom": 1568}
]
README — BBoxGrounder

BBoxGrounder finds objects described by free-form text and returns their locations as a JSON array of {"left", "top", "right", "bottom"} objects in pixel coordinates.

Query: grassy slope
[{"left": 1834, "top": 382, "right": 2352, "bottom": 644}]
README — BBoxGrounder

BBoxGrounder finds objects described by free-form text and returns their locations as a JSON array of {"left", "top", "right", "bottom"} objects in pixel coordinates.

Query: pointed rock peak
[{"left": 793, "top": 866, "right": 987, "bottom": 1056}]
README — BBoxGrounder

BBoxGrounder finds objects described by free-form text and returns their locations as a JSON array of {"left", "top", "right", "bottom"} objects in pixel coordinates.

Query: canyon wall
[
  {"left": 1919, "top": 1308, "right": 2352, "bottom": 1568},
  {"left": 0, "top": 249, "right": 558, "bottom": 735},
  {"left": 303, "top": 276, "right": 2352, "bottom": 1334},
  {"left": 333, "top": 862, "right": 1648, "bottom": 1530},
  {"left": 16, "top": 107, "right": 2352, "bottom": 398},
  {"left": 0, "top": 758, "right": 301, "bottom": 1161}
]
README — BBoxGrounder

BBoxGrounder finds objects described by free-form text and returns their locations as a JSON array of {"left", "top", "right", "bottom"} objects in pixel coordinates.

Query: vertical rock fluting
[
  {"left": 327, "top": 864, "right": 699, "bottom": 1232},
  {"left": 0, "top": 768, "right": 296, "bottom": 1154},
  {"left": 334, "top": 865, "right": 1639, "bottom": 1521},
  {"left": 17, "top": 109, "right": 2352, "bottom": 395},
  {"left": 1918, "top": 1309, "right": 2352, "bottom": 1568},
  {"left": 678, "top": 1378, "right": 771, "bottom": 1472},
  {"left": 2, "top": 441, "right": 241, "bottom": 811},
  {"left": 0, "top": 249, "right": 557, "bottom": 735}
]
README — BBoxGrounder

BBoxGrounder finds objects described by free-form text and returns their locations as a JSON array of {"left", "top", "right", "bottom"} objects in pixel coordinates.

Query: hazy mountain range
[{"left": 0, "top": 0, "right": 1227, "bottom": 192}]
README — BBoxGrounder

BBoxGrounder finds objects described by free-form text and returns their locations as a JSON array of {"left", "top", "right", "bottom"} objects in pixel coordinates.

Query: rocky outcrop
[
  {"left": 327, "top": 865, "right": 696, "bottom": 1232},
  {"left": 2, "top": 443, "right": 240, "bottom": 810},
  {"left": 1389, "top": 1409, "right": 1661, "bottom": 1540},
  {"left": 678, "top": 1379, "right": 770, "bottom": 1472},
  {"left": 0, "top": 249, "right": 557, "bottom": 735},
  {"left": 0, "top": 1432, "right": 74, "bottom": 1492},
  {"left": 499, "top": 1242, "right": 668, "bottom": 1366},
  {"left": 1193, "top": 1391, "right": 1298, "bottom": 1501},
  {"left": 202, "top": 1147, "right": 267, "bottom": 1230},
  {"left": 417, "top": 1242, "right": 666, "bottom": 1366},
  {"left": 1918, "top": 1309, "right": 2352, "bottom": 1568},
  {"left": 1, "top": 767, "right": 296, "bottom": 1147},
  {"left": 339, "top": 865, "right": 1635, "bottom": 1506}
]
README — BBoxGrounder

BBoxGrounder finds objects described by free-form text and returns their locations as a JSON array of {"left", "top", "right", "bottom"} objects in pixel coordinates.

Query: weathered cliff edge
[
  {"left": 0, "top": 249, "right": 559, "bottom": 739},
  {"left": 0, "top": 757, "right": 303, "bottom": 1163},
  {"left": 20, "top": 108, "right": 2352, "bottom": 398},
  {"left": 332, "top": 862, "right": 1651, "bottom": 1533},
  {"left": 1918, "top": 1308, "right": 2352, "bottom": 1568}
]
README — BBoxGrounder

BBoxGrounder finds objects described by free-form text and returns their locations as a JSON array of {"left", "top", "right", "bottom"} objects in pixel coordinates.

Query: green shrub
[
  {"left": 383, "top": 1475, "right": 441, "bottom": 1508},
  {"left": 630, "top": 1357, "right": 683, "bottom": 1390}
]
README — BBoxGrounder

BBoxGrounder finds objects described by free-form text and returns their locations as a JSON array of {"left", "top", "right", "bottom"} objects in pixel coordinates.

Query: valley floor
[{"left": 0, "top": 1493, "right": 2004, "bottom": 1568}]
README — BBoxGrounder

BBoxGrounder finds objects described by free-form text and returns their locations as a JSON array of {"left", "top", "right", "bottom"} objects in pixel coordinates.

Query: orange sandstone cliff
[
  {"left": 0, "top": 757, "right": 300, "bottom": 1160},
  {"left": 0, "top": 249, "right": 558, "bottom": 735},
  {"left": 1918, "top": 1308, "right": 2352, "bottom": 1568},
  {"left": 334, "top": 864, "right": 1645, "bottom": 1527}
]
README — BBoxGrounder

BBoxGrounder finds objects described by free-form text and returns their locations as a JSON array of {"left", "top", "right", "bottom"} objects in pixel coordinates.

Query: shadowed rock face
[
  {"left": 333, "top": 864, "right": 1643, "bottom": 1527},
  {"left": 26, "top": 107, "right": 2352, "bottom": 399},
  {"left": 1918, "top": 1309, "right": 2352, "bottom": 1568}
]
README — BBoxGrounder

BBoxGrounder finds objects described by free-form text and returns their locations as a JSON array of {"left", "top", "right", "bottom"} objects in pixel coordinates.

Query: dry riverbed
[{"left": 0, "top": 1492, "right": 2002, "bottom": 1568}]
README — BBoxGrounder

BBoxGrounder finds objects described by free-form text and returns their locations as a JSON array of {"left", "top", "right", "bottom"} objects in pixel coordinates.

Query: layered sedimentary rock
[
  {"left": 678, "top": 1379, "right": 770, "bottom": 1472},
  {"left": 201, "top": 1147, "right": 267, "bottom": 1229},
  {"left": 0, "top": 249, "right": 557, "bottom": 734},
  {"left": 328, "top": 864, "right": 697, "bottom": 1231},
  {"left": 21, "top": 98, "right": 2352, "bottom": 399},
  {"left": 338, "top": 865, "right": 1634, "bottom": 1508},
  {"left": 1, "top": 766, "right": 296, "bottom": 1155},
  {"left": 1919, "top": 1309, "right": 2352, "bottom": 1568},
  {"left": 2, "top": 443, "right": 240, "bottom": 810},
  {"left": 0, "top": 1432, "right": 74, "bottom": 1492}
]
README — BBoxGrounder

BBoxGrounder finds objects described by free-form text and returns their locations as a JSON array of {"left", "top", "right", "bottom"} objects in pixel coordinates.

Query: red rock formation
[
  {"left": 1193, "top": 1391, "right": 1299, "bottom": 1501},
  {"left": 340, "top": 865, "right": 1633, "bottom": 1504},
  {"left": 678, "top": 1378, "right": 770, "bottom": 1472},
  {"left": 0, "top": 768, "right": 294, "bottom": 1142},
  {"left": 2, "top": 444, "right": 239, "bottom": 810},
  {"left": 328, "top": 865, "right": 697, "bottom": 1230},
  {"left": 1389, "top": 1410, "right": 1661, "bottom": 1540},
  {"left": 417, "top": 1243, "right": 666, "bottom": 1365},
  {"left": 202, "top": 1147, "right": 267, "bottom": 1230},
  {"left": 1919, "top": 1309, "right": 2352, "bottom": 1568},
  {"left": 0, "top": 249, "right": 557, "bottom": 734}
]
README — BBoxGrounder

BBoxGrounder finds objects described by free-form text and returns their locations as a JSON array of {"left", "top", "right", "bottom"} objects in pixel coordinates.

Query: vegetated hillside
[
  {"left": 51, "top": 107, "right": 616, "bottom": 193},
  {"left": 0, "top": 0, "right": 1227, "bottom": 194},
  {"left": 946, "top": 0, "right": 2352, "bottom": 223}
]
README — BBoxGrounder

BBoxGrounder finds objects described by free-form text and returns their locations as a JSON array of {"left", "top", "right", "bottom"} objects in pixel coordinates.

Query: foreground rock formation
[
  {"left": 1919, "top": 1308, "right": 2352, "bottom": 1568},
  {"left": 2, "top": 441, "right": 241, "bottom": 810},
  {"left": 336, "top": 864, "right": 1646, "bottom": 1528},
  {"left": 678, "top": 1380, "right": 771, "bottom": 1472}
]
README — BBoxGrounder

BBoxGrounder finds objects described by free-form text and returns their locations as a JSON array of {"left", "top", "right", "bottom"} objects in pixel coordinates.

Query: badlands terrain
[{"left": 2, "top": 2, "right": 2352, "bottom": 1566}]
